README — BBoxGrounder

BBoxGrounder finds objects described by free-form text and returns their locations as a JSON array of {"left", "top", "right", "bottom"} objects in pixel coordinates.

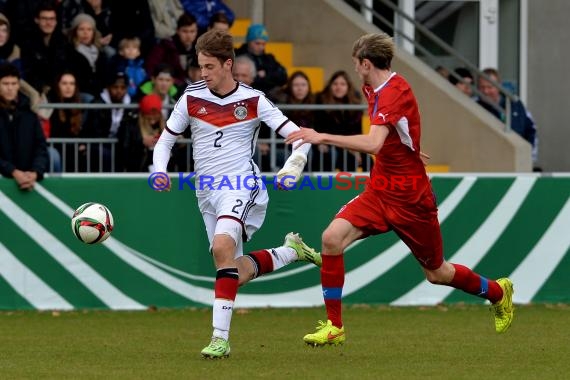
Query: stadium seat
[
  {"left": 230, "top": 19, "right": 325, "bottom": 92},
  {"left": 264, "top": 42, "right": 293, "bottom": 68},
  {"left": 230, "top": 18, "right": 251, "bottom": 44}
]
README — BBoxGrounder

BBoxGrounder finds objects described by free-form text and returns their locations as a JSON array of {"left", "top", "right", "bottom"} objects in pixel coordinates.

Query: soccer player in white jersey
[{"left": 153, "top": 29, "right": 320, "bottom": 359}]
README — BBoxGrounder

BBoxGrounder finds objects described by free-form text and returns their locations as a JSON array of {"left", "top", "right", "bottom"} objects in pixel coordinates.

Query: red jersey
[{"left": 363, "top": 73, "right": 431, "bottom": 206}]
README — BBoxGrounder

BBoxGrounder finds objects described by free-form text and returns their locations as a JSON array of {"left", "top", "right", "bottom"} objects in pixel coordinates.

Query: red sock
[
  {"left": 450, "top": 264, "right": 503, "bottom": 303},
  {"left": 215, "top": 268, "right": 239, "bottom": 300},
  {"left": 321, "top": 254, "right": 344, "bottom": 328},
  {"left": 246, "top": 250, "right": 274, "bottom": 277}
]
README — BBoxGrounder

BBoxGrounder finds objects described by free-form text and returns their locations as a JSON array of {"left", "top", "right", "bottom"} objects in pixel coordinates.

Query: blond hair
[
  {"left": 352, "top": 33, "right": 394, "bottom": 70},
  {"left": 118, "top": 37, "right": 141, "bottom": 51}
]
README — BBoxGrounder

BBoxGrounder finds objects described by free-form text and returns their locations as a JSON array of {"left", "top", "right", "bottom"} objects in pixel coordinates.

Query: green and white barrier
[{"left": 0, "top": 174, "right": 568, "bottom": 310}]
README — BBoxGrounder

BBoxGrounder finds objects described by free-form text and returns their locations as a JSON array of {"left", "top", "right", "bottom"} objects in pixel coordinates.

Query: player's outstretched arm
[
  {"left": 286, "top": 124, "right": 390, "bottom": 155},
  {"left": 152, "top": 130, "right": 178, "bottom": 192}
]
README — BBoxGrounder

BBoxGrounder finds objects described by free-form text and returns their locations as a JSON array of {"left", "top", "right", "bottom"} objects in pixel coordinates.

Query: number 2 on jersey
[
  {"left": 231, "top": 199, "right": 243, "bottom": 214},
  {"left": 214, "top": 131, "right": 223, "bottom": 147}
]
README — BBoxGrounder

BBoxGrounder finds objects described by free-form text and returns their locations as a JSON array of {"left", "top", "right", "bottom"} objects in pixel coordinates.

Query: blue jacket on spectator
[
  {"left": 478, "top": 96, "right": 537, "bottom": 147},
  {"left": 179, "top": 0, "right": 235, "bottom": 33},
  {"left": 110, "top": 56, "right": 147, "bottom": 98}
]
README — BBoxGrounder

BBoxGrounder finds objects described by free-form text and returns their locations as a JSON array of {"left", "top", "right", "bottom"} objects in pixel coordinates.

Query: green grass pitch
[{"left": 1, "top": 305, "right": 569, "bottom": 379}]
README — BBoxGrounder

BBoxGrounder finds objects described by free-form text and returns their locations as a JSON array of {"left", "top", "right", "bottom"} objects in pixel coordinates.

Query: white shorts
[{"left": 197, "top": 187, "right": 269, "bottom": 256}]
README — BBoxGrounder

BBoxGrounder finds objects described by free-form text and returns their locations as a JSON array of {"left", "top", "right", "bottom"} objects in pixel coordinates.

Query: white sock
[
  {"left": 268, "top": 247, "right": 297, "bottom": 270},
  {"left": 212, "top": 298, "right": 234, "bottom": 341}
]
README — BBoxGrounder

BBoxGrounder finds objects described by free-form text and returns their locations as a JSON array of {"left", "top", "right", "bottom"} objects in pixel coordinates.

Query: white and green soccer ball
[{"left": 71, "top": 202, "right": 114, "bottom": 244}]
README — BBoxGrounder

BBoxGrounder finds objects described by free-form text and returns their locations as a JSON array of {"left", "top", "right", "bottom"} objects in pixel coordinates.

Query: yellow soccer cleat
[
  {"left": 303, "top": 320, "right": 345, "bottom": 346},
  {"left": 492, "top": 278, "right": 514, "bottom": 333},
  {"left": 284, "top": 232, "right": 322, "bottom": 267}
]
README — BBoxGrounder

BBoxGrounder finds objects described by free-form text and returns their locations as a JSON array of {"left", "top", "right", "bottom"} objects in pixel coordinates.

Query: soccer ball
[{"left": 71, "top": 202, "right": 114, "bottom": 244}]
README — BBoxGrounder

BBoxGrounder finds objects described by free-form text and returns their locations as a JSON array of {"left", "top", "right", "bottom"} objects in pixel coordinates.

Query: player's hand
[
  {"left": 285, "top": 128, "right": 324, "bottom": 146},
  {"left": 276, "top": 151, "right": 307, "bottom": 190},
  {"left": 420, "top": 151, "right": 431, "bottom": 166}
]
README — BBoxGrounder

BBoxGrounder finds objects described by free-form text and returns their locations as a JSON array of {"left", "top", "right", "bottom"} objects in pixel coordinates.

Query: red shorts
[{"left": 335, "top": 188, "right": 443, "bottom": 270}]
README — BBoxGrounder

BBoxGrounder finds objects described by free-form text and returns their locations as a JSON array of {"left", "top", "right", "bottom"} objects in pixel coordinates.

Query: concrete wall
[
  {"left": 527, "top": 1, "right": 570, "bottom": 171},
  {"left": 228, "top": 0, "right": 531, "bottom": 172}
]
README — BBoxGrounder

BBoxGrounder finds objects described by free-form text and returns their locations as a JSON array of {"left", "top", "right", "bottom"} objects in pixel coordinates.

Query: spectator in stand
[
  {"left": 235, "top": 24, "right": 288, "bottom": 96},
  {"left": 449, "top": 67, "right": 474, "bottom": 98},
  {"left": 179, "top": 0, "right": 234, "bottom": 35},
  {"left": 83, "top": 71, "right": 133, "bottom": 171},
  {"left": 0, "top": 63, "right": 49, "bottom": 190},
  {"left": 82, "top": 0, "right": 113, "bottom": 57},
  {"left": 108, "top": 1, "right": 155, "bottom": 58},
  {"left": 232, "top": 54, "right": 256, "bottom": 85},
  {"left": 270, "top": 71, "right": 316, "bottom": 171},
  {"left": 477, "top": 67, "right": 538, "bottom": 167},
  {"left": 117, "top": 94, "right": 165, "bottom": 172},
  {"left": 0, "top": 13, "right": 20, "bottom": 72},
  {"left": 84, "top": 71, "right": 131, "bottom": 139},
  {"left": 271, "top": 71, "right": 316, "bottom": 129},
  {"left": 138, "top": 64, "right": 177, "bottom": 119},
  {"left": 20, "top": 1, "right": 69, "bottom": 94},
  {"left": 66, "top": 13, "right": 109, "bottom": 96},
  {"left": 208, "top": 11, "right": 231, "bottom": 33},
  {"left": 45, "top": 70, "right": 93, "bottom": 172},
  {"left": 0, "top": 12, "right": 41, "bottom": 111},
  {"left": 314, "top": 70, "right": 364, "bottom": 172},
  {"left": 109, "top": 37, "right": 147, "bottom": 98},
  {"left": 4, "top": 0, "right": 61, "bottom": 47},
  {"left": 146, "top": 13, "right": 199, "bottom": 87},
  {"left": 61, "top": 0, "right": 113, "bottom": 57},
  {"left": 179, "top": 59, "right": 201, "bottom": 89},
  {"left": 435, "top": 65, "right": 449, "bottom": 79},
  {"left": 46, "top": 70, "right": 92, "bottom": 137},
  {"left": 148, "top": 0, "right": 184, "bottom": 40}
]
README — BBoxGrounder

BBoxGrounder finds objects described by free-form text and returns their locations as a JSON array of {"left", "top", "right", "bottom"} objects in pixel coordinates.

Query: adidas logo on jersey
[{"left": 197, "top": 107, "right": 208, "bottom": 115}]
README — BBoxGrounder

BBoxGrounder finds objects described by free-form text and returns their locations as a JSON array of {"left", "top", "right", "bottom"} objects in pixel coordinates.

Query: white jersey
[{"left": 165, "top": 81, "right": 293, "bottom": 185}]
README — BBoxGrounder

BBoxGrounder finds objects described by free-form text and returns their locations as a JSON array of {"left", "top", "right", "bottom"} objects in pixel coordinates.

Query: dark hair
[
  {"left": 284, "top": 71, "right": 314, "bottom": 104},
  {"left": 152, "top": 63, "right": 175, "bottom": 78},
  {"left": 449, "top": 67, "right": 473, "bottom": 85},
  {"left": 52, "top": 70, "right": 83, "bottom": 136},
  {"left": 320, "top": 70, "right": 360, "bottom": 105},
  {"left": 0, "top": 62, "right": 20, "bottom": 80},
  {"left": 177, "top": 13, "right": 197, "bottom": 29},
  {"left": 195, "top": 29, "right": 235, "bottom": 65},
  {"left": 35, "top": 0, "right": 58, "bottom": 18},
  {"left": 482, "top": 67, "right": 500, "bottom": 81},
  {"left": 209, "top": 12, "right": 231, "bottom": 28},
  {"left": 104, "top": 70, "right": 128, "bottom": 87}
]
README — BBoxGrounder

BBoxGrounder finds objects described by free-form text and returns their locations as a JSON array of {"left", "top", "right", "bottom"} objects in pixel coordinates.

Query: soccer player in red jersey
[{"left": 286, "top": 33, "right": 514, "bottom": 346}]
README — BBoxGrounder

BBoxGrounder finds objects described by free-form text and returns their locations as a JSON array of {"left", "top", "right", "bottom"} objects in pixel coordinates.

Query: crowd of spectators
[
  {"left": 0, "top": 0, "right": 371, "bottom": 181},
  {"left": 442, "top": 65, "right": 538, "bottom": 170}
]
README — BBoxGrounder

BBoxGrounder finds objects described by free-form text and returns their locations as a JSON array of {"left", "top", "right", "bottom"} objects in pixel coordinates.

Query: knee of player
[
  {"left": 424, "top": 268, "right": 452, "bottom": 285},
  {"left": 425, "top": 271, "right": 446, "bottom": 285},
  {"left": 322, "top": 228, "right": 343, "bottom": 252},
  {"left": 211, "top": 236, "right": 237, "bottom": 265}
]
